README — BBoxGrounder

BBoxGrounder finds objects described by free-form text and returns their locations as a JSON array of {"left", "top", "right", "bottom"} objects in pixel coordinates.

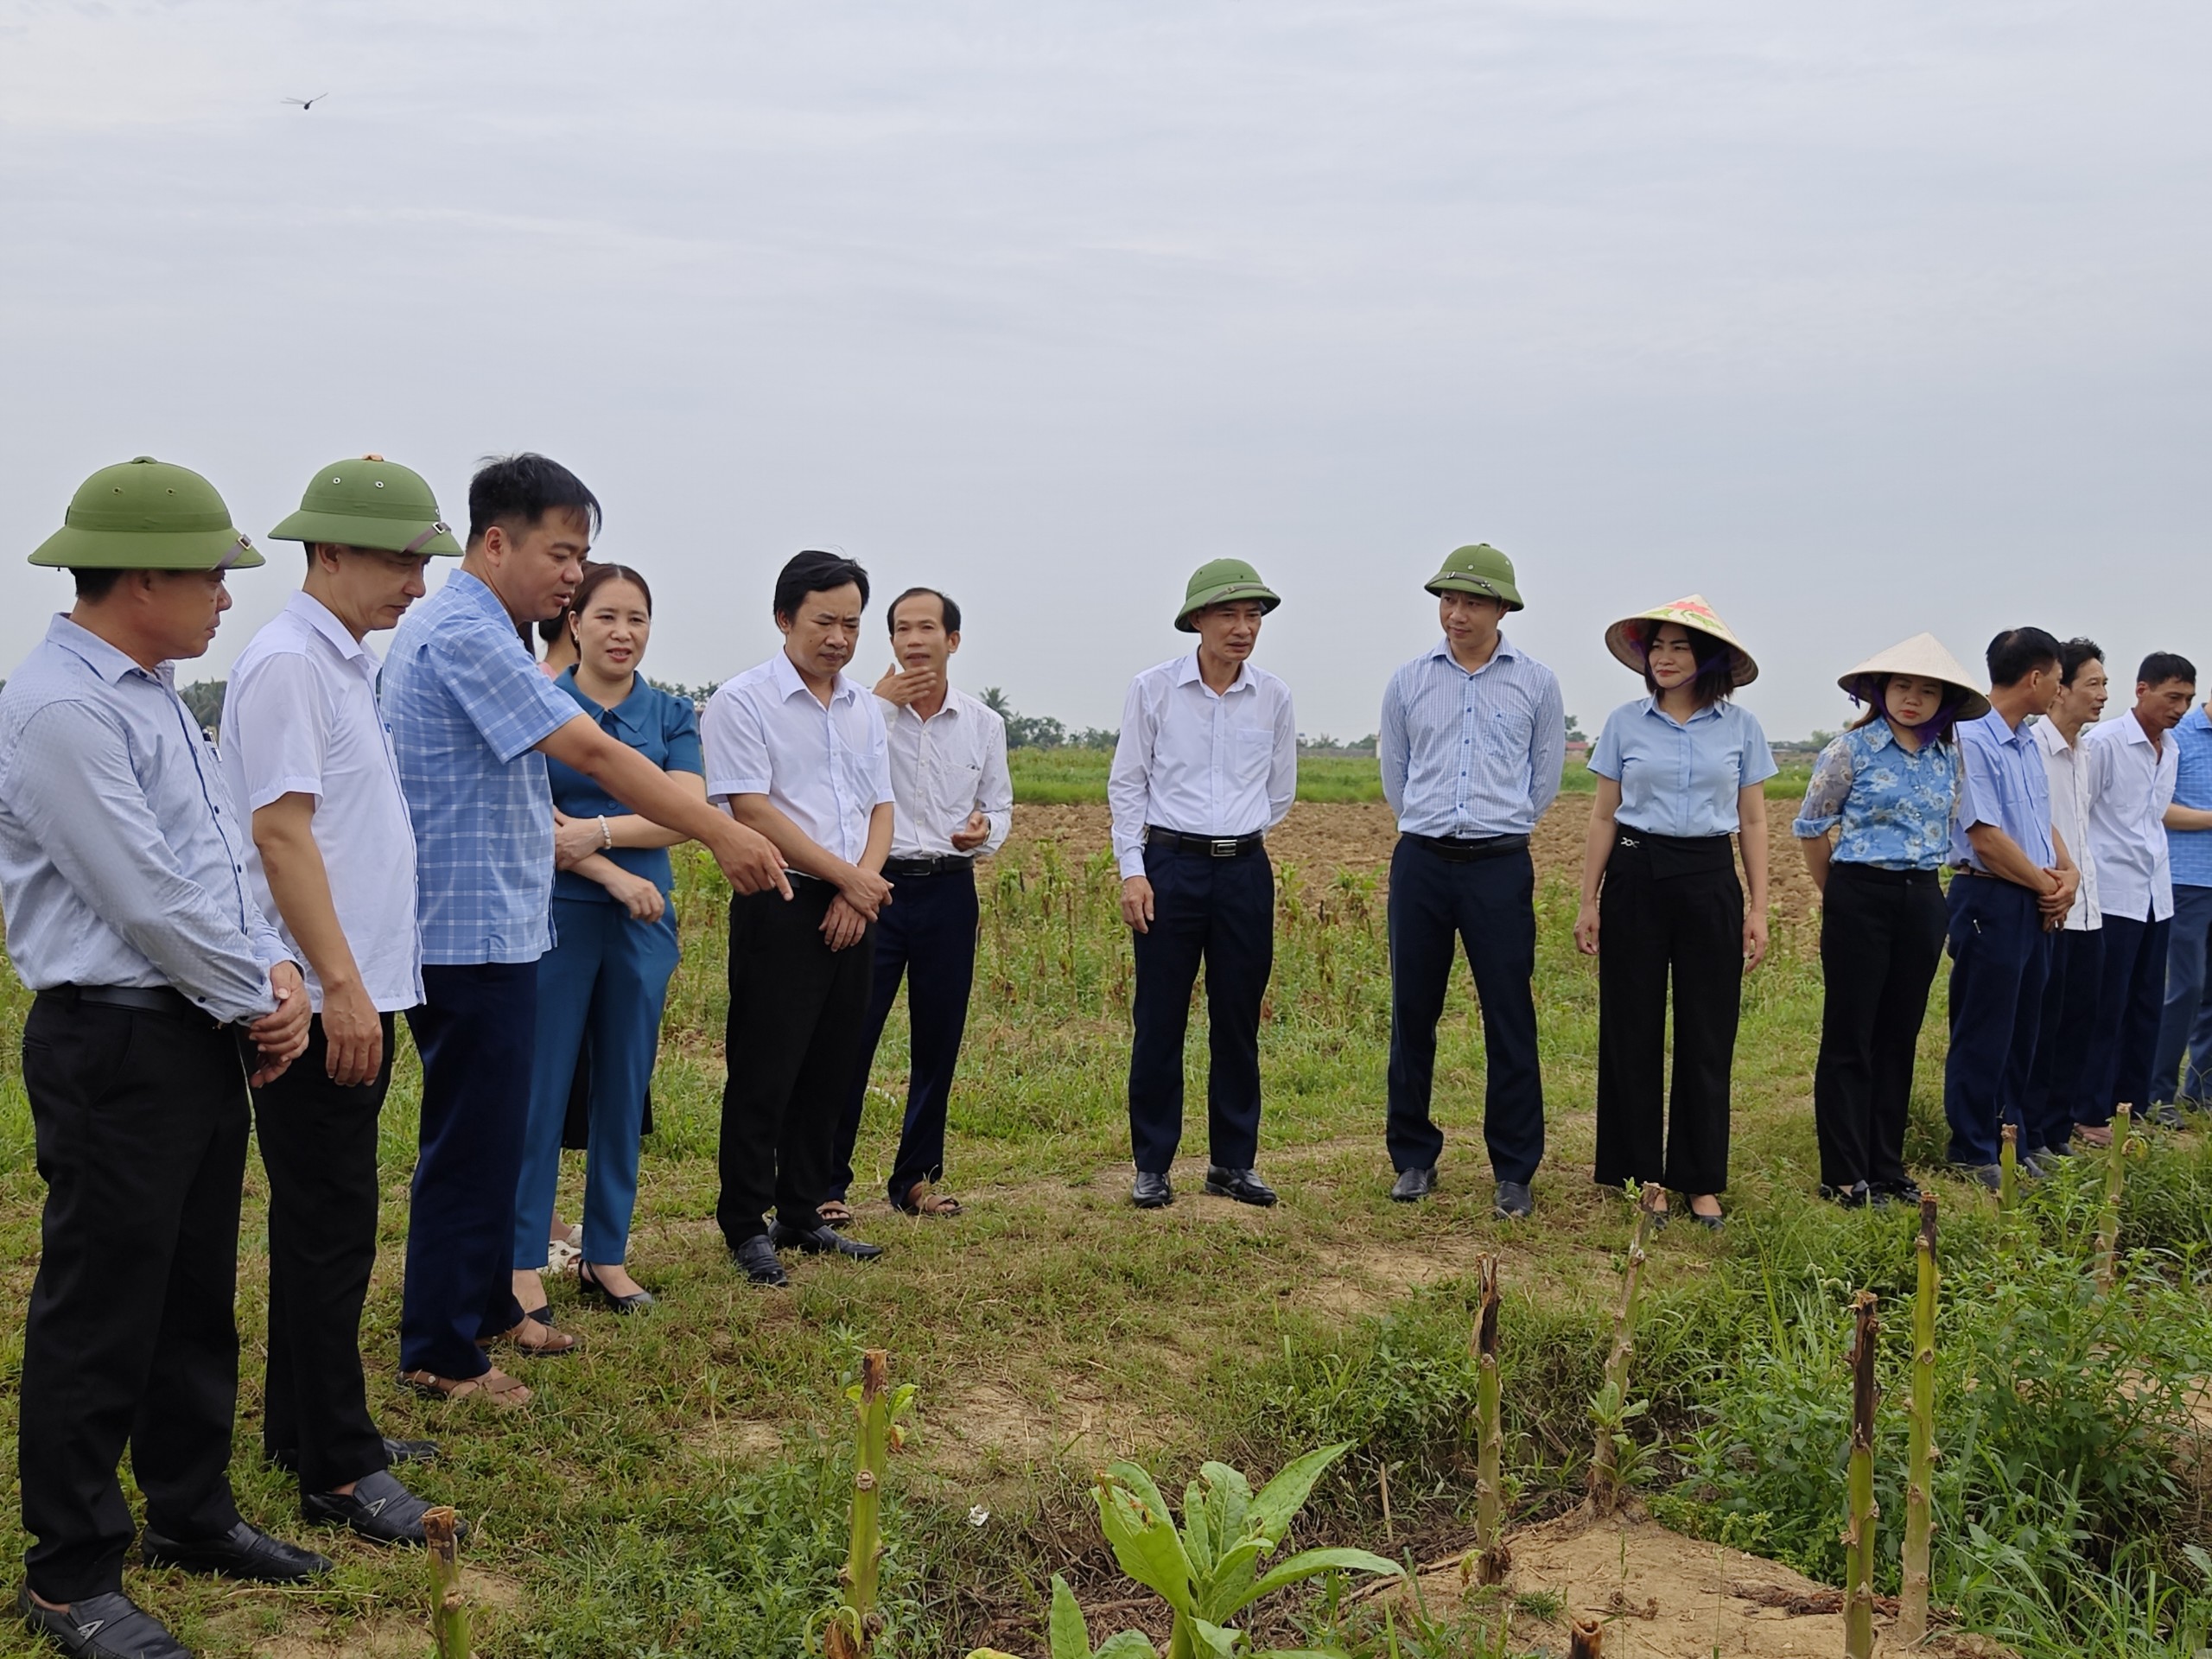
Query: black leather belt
[
  {"left": 1146, "top": 827, "right": 1265, "bottom": 858},
  {"left": 884, "top": 855, "right": 975, "bottom": 877},
  {"left": 44, "top": 983, "right": 223, "bottom": 1028},
  {"left": 1404, "top": 832, "right": 1529, "bottom": 863}
]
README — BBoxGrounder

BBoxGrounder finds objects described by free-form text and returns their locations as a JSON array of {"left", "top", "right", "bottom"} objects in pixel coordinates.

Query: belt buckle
[{"left": 1210, "top": 836, "right": 1238, "bottom": 858}]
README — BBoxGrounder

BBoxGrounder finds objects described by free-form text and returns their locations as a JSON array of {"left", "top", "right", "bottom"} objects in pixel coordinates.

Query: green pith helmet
[
  {"left": 29, "top": 456, "right": 264, "bottom": 570},
  {"left": 268, "top": 454, "right": 461, "bottom": 556},
  {"left": 1423, "top": 543, "right": 1523, "bottom": 611},
  {"left": 1175, "top": 558, "right": 1282, "bottom": 632}
]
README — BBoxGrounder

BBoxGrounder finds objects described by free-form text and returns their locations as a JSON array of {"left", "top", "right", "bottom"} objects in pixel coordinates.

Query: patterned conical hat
[
  {"left": 1604, "top": 594, "right": 1758, "bottom": 687},
  {"left": 1836, "top": 632, "right": 1991, "bottom": 721}
]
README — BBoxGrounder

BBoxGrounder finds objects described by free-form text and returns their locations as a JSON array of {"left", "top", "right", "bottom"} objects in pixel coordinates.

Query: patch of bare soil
[
  {"left": 241, "top": 1569, "right": 524, "bottom": 1656},
  {"left": 926, "top": 1377, "right": 1155, "bottom": 1467},
  {"left": 1408, "top": 1514, "right": 2003, "bottom": 1658},
  {"left": 681, "top": 1414, "right": 788, "bottom": 1463}
]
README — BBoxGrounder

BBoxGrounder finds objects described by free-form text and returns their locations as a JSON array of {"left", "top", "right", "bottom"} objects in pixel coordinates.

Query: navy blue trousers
[
  {"left": 2023, "top": 926, "right": 2102, "bottom": 1154},
  {"left": 1383, "top": 839, "right": 1544, "bottom": 1183},
  {"left": 830, "top": 865, "right": 979, "bottom": 1204},
  {"left": 2080, "top": 909, "right": 2171, "bottom": 1127},
  {"left": 2151, "top": 883, "right": 2212, "bottom": 1104},
  {"left": 1942, "top": 875, "right": 2050, "bottom": 1167},
  {"left": 1128, "top": 843, "right": 1274, "bottom": 1174},
  {"left": 401, "top": 962, "right": 537, "bottom": 1380}
]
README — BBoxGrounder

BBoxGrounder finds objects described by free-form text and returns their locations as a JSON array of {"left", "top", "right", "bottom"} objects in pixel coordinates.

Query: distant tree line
[{"left": 981, "top": 687, "right": 1118, "bottom": 750}]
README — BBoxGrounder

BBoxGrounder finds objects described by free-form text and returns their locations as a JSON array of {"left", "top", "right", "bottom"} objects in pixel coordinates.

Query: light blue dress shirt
[
  {"left": 1790, "top": 723, "right": 1960, "bottom": 872},
  {"left": 0, "top": 613, "right": 288, "bottom": 1021},
  {"left": 1949, "top": 708, "right": 2055, "bottom": 870},
  {"left": 2168, "top": 706, "right": 2212, "bottom": 890},
  {"left": 1378, "top": 635, "right": 1566, "bottom": 838},
  {"left": 1589, "top": 696, "right": 1777, "bottom": 838},
  {"left": 381, "top": 570, "right": 586, "bottom": 965}
]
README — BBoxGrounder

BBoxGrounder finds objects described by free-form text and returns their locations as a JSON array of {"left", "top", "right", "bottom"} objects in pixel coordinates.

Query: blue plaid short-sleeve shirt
[{"left": 380, "top": 570, "right": 583, "bottom": 964}]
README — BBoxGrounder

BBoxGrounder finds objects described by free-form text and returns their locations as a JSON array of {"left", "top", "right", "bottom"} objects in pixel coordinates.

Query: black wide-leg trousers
[
  {"left": 253, "top": 1012, "right": 397, "bottom": 1494},
  {"left": 1592, "top": 830, "right": 1743, "bottom": 1197},
  {"left": 19, "top": 992, "right": 249, "bottom": 1602},
  {"left": 717, "top": 880, "right": 874, "bottom": 1246},
  {"left": 1811, "top": 862, "right": 1947, "bottom": 1191}
]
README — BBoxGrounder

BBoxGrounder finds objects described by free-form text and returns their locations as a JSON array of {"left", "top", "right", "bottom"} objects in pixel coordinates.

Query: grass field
[{"left": 0, "top": 802, "right": 2207, "bottom": 1656}]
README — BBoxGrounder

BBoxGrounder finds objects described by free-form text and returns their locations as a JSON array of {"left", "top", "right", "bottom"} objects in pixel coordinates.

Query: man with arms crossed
[
  {"left": 220, "top": 457, "right": 455, "bottom": 1545},
  {"left": 826, "top": 587, "right": 1012, "bottom": 1222},
  {"left": 709, "top": 551, "right": 897, "bottom": 1284},
  {"left": 1943, "top": 627, "right": 2081, "bottom": 1189},
  {"left": 2, "top": 459, "right": 321, "bottom": 1659},
  {"left": 2152, "top": 683, "right": 2212, "bottom": 1114},
  {"left": 1110, "top": 560, "right": 1296, "bottom": 1211},
  {"left": 1377, "top": 543, "right": 1565, "bottom": 1219},
  {"left": 382, "top": 455, "right": 785, "bottom": 1402},
  {"left": 2077, "top": 653, "right": 2193, "bottom": 1140}
]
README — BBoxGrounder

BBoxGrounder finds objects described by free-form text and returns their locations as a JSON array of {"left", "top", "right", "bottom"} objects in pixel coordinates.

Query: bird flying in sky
[{"left": 281, "top": 93, "right": 329, "bottom": 111}]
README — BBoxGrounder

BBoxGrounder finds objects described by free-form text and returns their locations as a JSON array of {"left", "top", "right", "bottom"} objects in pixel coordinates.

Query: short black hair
[
  {"left": 773, "top": 550, "right": 869, "bottom": 623},
  {"left": 887, "top": 586, "right": 960, "bottom": 636},
  {"left": 1986, "top": 626, "right": 2063, "bottom": 689},
  {"left": 2058, "top": 637, "right": 2104, "bottom": 686},
  {"left": 2140, "top": 651, "right": 2197, "bottom": 689},
  {"left": 70, "top": 568, "right": 125, "bottom": 601},
  {"left": 467, "top": 453, "right": 601, "bottom": 549}
]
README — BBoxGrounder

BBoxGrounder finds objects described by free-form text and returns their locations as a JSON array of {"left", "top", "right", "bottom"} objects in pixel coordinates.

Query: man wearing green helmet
[
  {"left": 1109, "top": 559, "right": 1297, "bottom": 1209},
  {"left": 0, "top": 459, "right": 332, "bottom": 1658},
  {"left": 1377, "top": 544, "right": 1565, "bottom": 1219},
  {"left": 218, "top": 458, "right": 459, "bottom": 1549}
]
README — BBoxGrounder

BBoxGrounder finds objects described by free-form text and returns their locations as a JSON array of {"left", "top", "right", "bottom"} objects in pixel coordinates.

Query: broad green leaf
[
  {"left": 1048, "top": 1575, "right": 1092, "bottom": 1659},
  {"left": 1231, "top": 1548, "right": 1404, "bottom": 1613},
  {"left": 1247, "top": 1444, "right": 1353, "bottom": 1543},
  {"left": 1182, "top": 1479, "right": 1213, "bottom": 1573},
  {"left": 1196, "top": 1535, "right": 1271, "bottom": 1624},
  {"left": 1095, "top": 1476, "right": 1197, "bottom": 1616},
  {"left": 1199, "top": 1461, "right": 1251, "bottom": 1542},
  {"left": 1185, "top": 1615, "right": 1239, "bottom": 1657},
  {"left": 1094, "top": 1635, "right": 1159, "bottom": 1659}
]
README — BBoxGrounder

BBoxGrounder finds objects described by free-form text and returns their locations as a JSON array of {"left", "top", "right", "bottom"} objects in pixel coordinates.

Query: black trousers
[
  {"left": 401, "top": 963, "right": 537, "bottom": 1379},
  {"left": 1811, "top": 862, "right": 1947, "bottom": 1191},
  {"left": 1592, "top": 830, "right": 1743, "bottom": 1196},
  {"left": 830, "top": 864, "right": 979, "bottom": 1204},
  {"left": 19, "top": 992, "right": 249, "bottom": 1601},
  {"left": 253, "top": 1012, "right": 396, "bottom": 1493},
  {"left": 718, "top": 881, "right": 874, "bottom": 1246},
  {"left": 2024, "top": 926, "right": 2102, "bottom": 1152},
  {"left": 2081, "top": 910, "right": 2172, "bottom": 1128},
  {"left": 1383, "top": 838, "right": 1545, "bottom": 1183},
  {"left": 1128, "top": 842, "right": 1274, "bottom": 1173}
]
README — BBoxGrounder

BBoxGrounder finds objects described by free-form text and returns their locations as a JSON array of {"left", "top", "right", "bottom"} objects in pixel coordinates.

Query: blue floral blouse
[{"left": 1791, "top": 721, "right": 1961, "bottom": 871}]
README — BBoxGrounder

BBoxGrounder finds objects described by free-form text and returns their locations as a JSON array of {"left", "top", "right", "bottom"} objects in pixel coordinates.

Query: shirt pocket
[
  {"left": 1233, "top": 725, "right": 1277, "bottom": 778},
  {"left": 1488, "top": 704, "right": 1534, "bottom": 755}
]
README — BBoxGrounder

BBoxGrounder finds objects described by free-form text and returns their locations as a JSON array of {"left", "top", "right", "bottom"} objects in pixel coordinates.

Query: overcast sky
[{"left": 2, "top": 1, "right": 2205, "bottom": 740}]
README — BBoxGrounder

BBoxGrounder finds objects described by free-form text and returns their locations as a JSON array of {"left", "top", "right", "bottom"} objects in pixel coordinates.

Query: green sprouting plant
[
  {"left": 965, "top": 1574, "right": 1157, "bottom": 1659},
  {"left": 1090, "top": 1444, "right": 1402, "bottom": 1657},
  {"left": 819, "top": 1350, "right": 918, "bottom": 1659}
]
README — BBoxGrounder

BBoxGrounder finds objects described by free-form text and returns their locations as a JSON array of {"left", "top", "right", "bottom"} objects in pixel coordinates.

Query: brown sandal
[
  {"left": 401, "top": 1368, "right": 532, "bottom": 1408},
  {"left": 482, "top": 1318, "right": 581, "bottom": 1357},
  {"left": 817, "top": 1198, "right": 855, "bottom": 1229},
  {"left": 895, "top": 1182, "right": 963, "bottom": 1218}
]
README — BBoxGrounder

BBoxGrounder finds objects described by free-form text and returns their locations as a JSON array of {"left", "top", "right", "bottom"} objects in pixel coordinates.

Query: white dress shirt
[
  {"left": 2030, "top": 716, "right": 2101, "bottom": 931},
  {"left": 704, "top": 652, "right": 893, "bottom": 865},
  {"left": 2085, "top": 712, "right": 2178, "bottom": 923},
  {"left": 1109, "top": 653, "right": 1297, "bottom": 879},
  {"left": 880, "top": 686, "right": 1013, "bottom": 859},
  {"left": 221, "top": 591, "right": 425, "bottom": 1012}
]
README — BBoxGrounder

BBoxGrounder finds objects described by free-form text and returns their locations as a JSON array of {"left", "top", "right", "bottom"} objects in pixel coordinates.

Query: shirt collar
[
  {"left": 1175, "top": 652, "right": 1253, "bottom": 695},
  {"left": 44, "top": 613, "right": 163, "bottom": 687},
  {"left": 285, "top": 589, "right": 370, "bottom": 664},
  {"left": 1639, "top": 694, "right": 1722, "bottom": 726},
  {"left": 1426, "top": 633, "right": 1521, "bottom": 674},
  {"left": 557, "top": 666, "right": 655, "bottom": 738},
  {"left": 1980, "top": 708, "right": 2037, "bottom": 751},
  {"left": 896, "top": 688, "right": 963, "bottom": 724},
  {"left": 770, "top": 648, "right": 855, "bottom": 707},
  {"left": 2029, "top": 716, "right": 2075, "bottom": 758},
  {"left": 443, "top": 567, "right": 512, "bottom": 626},
  {"left": 2113, "top": 712, "right": 2157, "bottom": 749}
]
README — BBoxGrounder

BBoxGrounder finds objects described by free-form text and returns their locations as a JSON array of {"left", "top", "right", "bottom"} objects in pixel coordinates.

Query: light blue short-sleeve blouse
[{"left": 1589, "top": 696, "right": 1777, "bottom": 838}]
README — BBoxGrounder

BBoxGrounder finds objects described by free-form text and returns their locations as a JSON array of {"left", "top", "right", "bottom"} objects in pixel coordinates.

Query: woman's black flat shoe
[
  {"left": 578, "top": 1262, "right": 657, "bottom": 1313},
  {"left": 1692, "top": 1210, "right": 1725, "bottom": 1231}
]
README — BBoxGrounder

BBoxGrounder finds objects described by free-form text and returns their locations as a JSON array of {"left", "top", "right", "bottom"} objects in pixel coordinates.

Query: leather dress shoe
[
  {"left": 18, "top": 1586, "right": 189, "bottom": 1659},
  {"left": 139, "top": 1519, "right": 329, "bottom": 1583},
  {"left": 269, "top": 1435, "right": 438, "bottom": 1476},
  {"left": 732, "top": 1236, "right": 788, "bottom": 1287},
  {"left": 1492, "top": 1180, "right": 1534, "bottom": 1220},
  {"left": 1389, "top": 1166, "right": 1436, "bottom": 1203},
  {"left": 1204, "top": 1166, "right": 1278, "bottom": 1207},
  {"left": 1131, "top": 1172, "right": 1173, "bottom": 1209},
  {"left": 302, "top": 1468, "right": 449, "bottom": 1548},
  {"left": 577, "top": 1262, "right": 657, "bottom": 1313},
  {"left": 1955, "top": 1161, "right": 2004, "bottom": 1192},
  {"left": 2144, "top": 1103, "right": 2187, "bottom": 1131},
  {"left": 768, "top": 1221, "right": 885, "bottom": 1260}
]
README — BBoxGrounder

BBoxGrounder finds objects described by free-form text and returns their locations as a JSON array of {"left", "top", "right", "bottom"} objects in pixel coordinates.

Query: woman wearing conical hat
[
  {"left": 1576, "top": 596, "right": 1776, "bottom": 1229},
  {"left": 1792, "top": 635, "right": 1987, "bottom": 1206}
]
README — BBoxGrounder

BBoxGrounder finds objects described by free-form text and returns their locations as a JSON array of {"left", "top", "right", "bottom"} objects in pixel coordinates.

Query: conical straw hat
[
  {"left": 1836, "top": 632, "right": 1991, "bottom": 721},
  {"left": 1604, "top": 594, "right": 1758, "bottom": 687}
]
